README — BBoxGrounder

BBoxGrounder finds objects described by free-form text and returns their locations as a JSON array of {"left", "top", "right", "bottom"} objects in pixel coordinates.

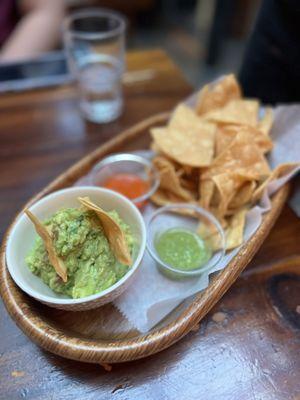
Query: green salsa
[
  {"left": 26, "top": 208, "right": 134, "bottom": 299},
  {"left": 155, "top": 227, "right": 211, "bottom": 271}
]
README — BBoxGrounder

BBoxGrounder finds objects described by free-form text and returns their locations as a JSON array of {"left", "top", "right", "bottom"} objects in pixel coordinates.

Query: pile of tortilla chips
[{"left": 150, "top": 74, "right": 294, "bottom": 250}]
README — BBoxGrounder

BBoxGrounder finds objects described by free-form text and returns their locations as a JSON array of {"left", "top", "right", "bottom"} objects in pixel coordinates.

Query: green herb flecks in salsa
[
  {"left": 26, "top": 208, "right": 134, "bottom": 299},
  {"left": 155, "top": 227, "right": 211, "bottom": 271}
]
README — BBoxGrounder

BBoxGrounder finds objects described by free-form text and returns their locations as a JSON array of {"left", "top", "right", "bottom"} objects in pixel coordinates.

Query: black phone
[{"left": 0, "top": 51, "right": 72, "bottom": 93}]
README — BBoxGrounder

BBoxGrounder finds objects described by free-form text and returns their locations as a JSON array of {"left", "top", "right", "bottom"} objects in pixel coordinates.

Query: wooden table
[{"left": 0, "top": 50, "right": 299, "bottom": 400}]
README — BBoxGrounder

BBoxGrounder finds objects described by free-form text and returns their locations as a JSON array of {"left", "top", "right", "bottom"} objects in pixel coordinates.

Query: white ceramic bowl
[{"left": 6, "top": 187, "right": 146, "bottom": 311}]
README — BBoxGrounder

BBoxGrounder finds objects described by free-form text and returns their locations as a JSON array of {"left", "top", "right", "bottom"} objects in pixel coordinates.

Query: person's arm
[{"left": 0, "top": 0, "right": 65, "bottom": 62}]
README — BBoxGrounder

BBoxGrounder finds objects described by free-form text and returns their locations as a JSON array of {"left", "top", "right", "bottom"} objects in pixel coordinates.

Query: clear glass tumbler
[{"left": 63, "top": 8, "right": 126, "bottom": 123}]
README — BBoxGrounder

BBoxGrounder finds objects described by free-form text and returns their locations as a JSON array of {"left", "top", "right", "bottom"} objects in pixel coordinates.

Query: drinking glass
[{"left": 63, "top": 8, "right": 126, "bottom": 123}]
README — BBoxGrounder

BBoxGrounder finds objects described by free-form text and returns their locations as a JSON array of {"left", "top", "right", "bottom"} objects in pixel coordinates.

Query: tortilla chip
[
  {"left": 241, "top": 125, "right": 273, "bottom": 153},
  {"left": 225, "top": 208, "right": 248, "bottom": 250},
  {"left": 25, "top": 210, "right": 67, "bottom": 282},
  {"left": 179, "top": 166, "right": 199, "bottom": 193},
  {"left": 198, "top": 179, "right": 215, "bottom": 210},
  {"left": 175, "top": 167, "right": 185, "bottom": 178},
  {"left": 197, "top": 220, "right": 220, "bottom": 240},
  {"left": 153, "top": 156, "right": 195, "bottom": 201},
  {"left": 169, "top": 104, "right": 201, "bottom": 130},
  {"left": 215, "top": 125, "right": 237, "bottom": 156},
  {"left": 150, "top": 141, "right": 162, "bottom": 153},
  {"left": 211, "top": 174, "right": 238, "bottom": 218},
  {"left": 150, "top": 190, "right": 169, "bottom": 206},
  {"left": 178, "top": 176, "right": 198, "bottom": 194},
  {"left": 198, "top": 207, "right": 247, "bottom": 251},
  {"left": 204, "top": 99, "right": 259, "bottom": 127},
  {"left": 211, "top": 172, "right": 253, "bottom": 218},
  {"left": 151, "top": 191, "right": 199, "bottom": 221},
  {"left": 228, "top": 180, "right": 256, "bottom": 211},
  {"left": 151, "top": 105, "right": 216, "bottom": 167},
  {"left": 78, "top": 197, "right": 132, "bottom": 266},
  {"left": 181, "top": 164, "right": 194, "bottom": 175},
  {"left": 196, "top": 74, "right": 241, "bottom": 115},
  {"left": 251, "top": 163, "right": 299, "bottom": 203},
  {"left": 197, "top": 218, "right": 225, "bottom": 251},
  {"left": 201, "top": 131, "right": 271, "bottom": 181},
  {"left": 216, "top": 124, "right": 273, "bottom": 155},
  {"left": 151, "top": 188, "right": 188, "bottom": 207},
  {"left": 258, "top": 107, "right": 273, "bottom": 135}
]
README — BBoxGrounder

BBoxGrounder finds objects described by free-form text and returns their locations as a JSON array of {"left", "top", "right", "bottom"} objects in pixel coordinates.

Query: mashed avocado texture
[{"left": 26, "top": 208, "right": 134, "bottom": 298}]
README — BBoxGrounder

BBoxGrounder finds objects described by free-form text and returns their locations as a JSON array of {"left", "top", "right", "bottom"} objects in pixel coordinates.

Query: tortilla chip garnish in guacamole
[
  {"left": 78, "top": 196, "right": 132, "bottom": 266},
  {"left": 25, "top": 209, "right": 67, "bottom": 282}
]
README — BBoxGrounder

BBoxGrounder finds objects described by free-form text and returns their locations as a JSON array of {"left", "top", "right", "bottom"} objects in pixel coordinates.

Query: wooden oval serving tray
[{"left": 0, "top": 112, "right": 290, "bottom": 364}]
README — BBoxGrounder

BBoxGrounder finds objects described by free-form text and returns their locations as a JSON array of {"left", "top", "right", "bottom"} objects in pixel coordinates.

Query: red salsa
[{"left": 103, "top": 173, "right": 149, "bottom": 207}]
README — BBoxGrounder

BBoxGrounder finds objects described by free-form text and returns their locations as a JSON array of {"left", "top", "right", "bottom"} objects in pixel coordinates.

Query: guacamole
[{"left": 26, "top": 208, "right": 134, "bottom": 298}]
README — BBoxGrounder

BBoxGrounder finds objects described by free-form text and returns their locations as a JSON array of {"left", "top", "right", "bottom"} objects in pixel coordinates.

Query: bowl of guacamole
[{"left": 6, "top": 187, "right": 146, "bottom": 310}]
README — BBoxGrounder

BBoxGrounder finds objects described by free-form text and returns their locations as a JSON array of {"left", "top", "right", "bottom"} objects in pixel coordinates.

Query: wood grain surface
[{"left": 0, "top": 50, "right": 299, "bottom": 400}]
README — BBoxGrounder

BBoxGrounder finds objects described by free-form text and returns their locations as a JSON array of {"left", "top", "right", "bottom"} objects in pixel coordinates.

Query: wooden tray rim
[{"left": 0, "top": 112, "right": 290, "bottom": 363}]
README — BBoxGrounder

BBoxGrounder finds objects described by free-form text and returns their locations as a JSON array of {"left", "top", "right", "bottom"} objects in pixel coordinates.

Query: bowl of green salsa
[{"left": 147, "top": 204, "right": 225, "bottom": 280}]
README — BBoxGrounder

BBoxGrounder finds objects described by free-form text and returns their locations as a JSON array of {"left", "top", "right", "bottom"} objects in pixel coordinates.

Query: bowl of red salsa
[{"left": 90, "top": 153, "right": 160, "bottom": 208}]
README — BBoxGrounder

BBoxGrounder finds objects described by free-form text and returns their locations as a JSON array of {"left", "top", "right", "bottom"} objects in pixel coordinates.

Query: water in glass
[{"left": 77, "top": 54, "right": 122, "bottom": 123}]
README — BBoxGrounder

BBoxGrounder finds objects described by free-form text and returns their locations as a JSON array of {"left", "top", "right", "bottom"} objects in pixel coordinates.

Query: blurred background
[
  {"left": 0, "top": 0, "right": 262, "bottom": 88},
  {"left": 122, "top": 0, "right": 261, "bottom": 86},
  {"left": 68, "top": 0, "right": 261, "bottom": 86}
]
